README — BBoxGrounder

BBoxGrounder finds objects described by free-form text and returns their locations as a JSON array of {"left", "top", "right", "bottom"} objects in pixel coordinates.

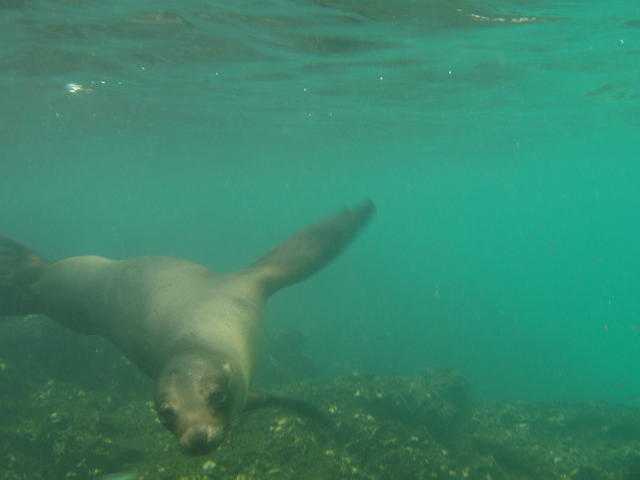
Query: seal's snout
[{"left": 180, "top": 425, "right": 224, "bottom": 456}]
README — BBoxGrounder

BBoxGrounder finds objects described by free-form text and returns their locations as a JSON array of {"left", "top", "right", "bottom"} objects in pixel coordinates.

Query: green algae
[
  {"left": 4, "top": 364, "right": 640, "bottom": 480},
  {"left": 3, "top": 321, "right": 640, "bottom": 480}
]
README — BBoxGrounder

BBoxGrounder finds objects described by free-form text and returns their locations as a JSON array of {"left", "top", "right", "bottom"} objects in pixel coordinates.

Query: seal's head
[{"left": 154, "top": 353, "right": 243, "bottom": 455}]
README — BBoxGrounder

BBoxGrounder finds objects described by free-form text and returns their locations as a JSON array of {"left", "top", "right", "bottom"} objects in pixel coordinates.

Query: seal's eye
[
  {"left": 208, "top": 389, "right": 227, "bottom": 407},
  {"left": 158, "top": 405, "right": 177, "bottom": 427}
]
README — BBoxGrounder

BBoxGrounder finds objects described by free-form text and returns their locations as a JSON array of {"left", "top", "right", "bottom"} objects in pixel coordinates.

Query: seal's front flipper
[
  {"left": 246, "top": 391, "right": 331, "bottom": 426},
  {"left": 0, "top": 234, "right": 46, "bottom": 316},
  {"left": 247, "top": 200, "right": 374, "bottom": 296}
]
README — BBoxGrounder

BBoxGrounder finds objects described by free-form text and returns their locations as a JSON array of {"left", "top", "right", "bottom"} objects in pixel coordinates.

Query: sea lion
[{"left": 0, "top": 200, "right": 374, "bottom": 455}]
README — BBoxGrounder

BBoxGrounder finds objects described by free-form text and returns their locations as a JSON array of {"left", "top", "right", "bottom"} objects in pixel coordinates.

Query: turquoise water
[{"left": 2, "top": 0, "right": 640, "bottom": 404}]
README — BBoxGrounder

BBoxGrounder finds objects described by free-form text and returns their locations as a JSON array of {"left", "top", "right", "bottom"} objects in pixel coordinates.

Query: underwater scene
[{"left": 2, "top": 0, "right": 640, "bottom": 478}]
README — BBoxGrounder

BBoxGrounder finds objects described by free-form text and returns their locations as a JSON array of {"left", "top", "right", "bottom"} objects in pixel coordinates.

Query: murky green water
[{"left": 2, "top": 0, "right": 640, "bottom": 410}]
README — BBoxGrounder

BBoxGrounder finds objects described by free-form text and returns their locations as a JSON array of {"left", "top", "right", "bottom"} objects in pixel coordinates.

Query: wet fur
[{"left": 0, "top": 201, "right": 374, "bottom": 454}]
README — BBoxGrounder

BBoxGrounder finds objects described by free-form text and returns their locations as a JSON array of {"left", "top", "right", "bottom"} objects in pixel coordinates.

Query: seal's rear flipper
[
  {"left": 247, "top": 200, "right": 374, "bottom": 296},
  {"left": 0, "top": 234, "right": 46, "bottom": 316}
]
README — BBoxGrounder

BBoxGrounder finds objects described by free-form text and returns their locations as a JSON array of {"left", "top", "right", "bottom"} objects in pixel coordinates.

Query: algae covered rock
[{"left": 4, "top": 321, "right": 640, "bottom": 480}]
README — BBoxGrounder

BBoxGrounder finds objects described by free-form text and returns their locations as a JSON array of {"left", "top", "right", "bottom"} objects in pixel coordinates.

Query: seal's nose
[{"left": 180, "top": 425, "right": 224, "bottom": 455}]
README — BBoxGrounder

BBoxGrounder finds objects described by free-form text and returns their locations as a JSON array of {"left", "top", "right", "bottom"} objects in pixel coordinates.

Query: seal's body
[{"left": 0, "top": 201, "right": 374, "bottom": 455}]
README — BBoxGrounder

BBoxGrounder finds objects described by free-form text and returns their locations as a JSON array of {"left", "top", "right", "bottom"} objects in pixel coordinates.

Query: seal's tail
[
  {"left": 0, "top": 234, "right": 46, "bottom": 316},
  {"left": 246, "top": 200, "right": 375, "bottom": 296}
]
